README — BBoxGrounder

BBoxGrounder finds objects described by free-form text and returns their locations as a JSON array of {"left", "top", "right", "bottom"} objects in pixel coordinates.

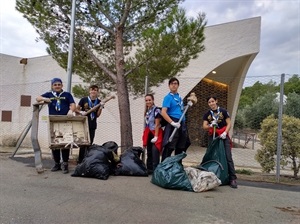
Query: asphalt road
[{"left": 0, "top": 154, "right": 299, "bottom": 224}]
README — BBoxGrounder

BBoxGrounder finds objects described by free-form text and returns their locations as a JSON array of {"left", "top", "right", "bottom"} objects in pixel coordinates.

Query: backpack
[{"left": 154, "top": 107, "right": 168, "bottom": 127}]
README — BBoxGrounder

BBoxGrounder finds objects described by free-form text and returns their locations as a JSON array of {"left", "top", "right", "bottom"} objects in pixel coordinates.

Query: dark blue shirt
[
  {"left": 42, "top": 91, "right": 75, "bottom": 115},
  {"left": 203, "top": 107, "right": 230, "bottom": 129},
  {"left": 78, "top": 96, "right": 101, "bottom": 130}
]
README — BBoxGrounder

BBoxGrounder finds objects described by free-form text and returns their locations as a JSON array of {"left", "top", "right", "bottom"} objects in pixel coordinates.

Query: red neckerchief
[{"left": 208, "top": 126, "right": 232, "bottom": 149}]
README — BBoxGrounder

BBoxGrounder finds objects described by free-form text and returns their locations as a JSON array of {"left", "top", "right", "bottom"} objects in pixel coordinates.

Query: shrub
[{"left": 256, "top": 115, "right": 300, "bottom": 178}]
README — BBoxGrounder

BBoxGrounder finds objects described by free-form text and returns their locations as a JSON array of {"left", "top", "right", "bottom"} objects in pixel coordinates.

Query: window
[
  {"left": 21, "top": 95, "right": 31, "bottom": 107},
  {"left": 1, "top": 111, "right": 12, "bottom": 122}
]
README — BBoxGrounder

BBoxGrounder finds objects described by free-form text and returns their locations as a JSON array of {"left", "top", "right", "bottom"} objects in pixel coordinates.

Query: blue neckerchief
[
  {"left": 88, "top": 96, "right": 98, "bottom": 120},
  {"left": 210, "top": 106, "right": 220, "bottom": 127},
  {"left": 169, "top": 92, "right": 184, "bottom": 111},
  {"left": 52, "top": 91, "right": 64, "bottom": 111}
]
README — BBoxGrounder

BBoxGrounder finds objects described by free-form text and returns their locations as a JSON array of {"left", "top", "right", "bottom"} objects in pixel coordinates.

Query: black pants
[
  {"left": 146, "top": 132, "right": 160, "bottom": 171},
  {"left": 52, "top": 148, "right": 70, "bottom": 163},
  {"left": 209, "top": 136, "right": 237, "bottom": 181},
  {"left": 161, "top": 124, "right": 188, "bottom": 162},
  {"left": 78, "top": 129, "right": 96, "bottom": 163}
]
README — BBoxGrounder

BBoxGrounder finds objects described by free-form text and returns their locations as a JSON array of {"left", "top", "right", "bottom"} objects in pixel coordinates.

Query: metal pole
[
  {"left": 142, "top": 75, "right": 149, "bottom": 163},
  {"left": 66, "top": 0, "right": 76, "bottom": 92},
  {"left": 276, "top": 73, "right": 285, "bottom": 182}
]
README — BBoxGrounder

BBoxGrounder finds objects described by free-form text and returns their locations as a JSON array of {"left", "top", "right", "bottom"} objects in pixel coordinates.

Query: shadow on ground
[
  {"left": 10, "top": 156, "right": 54, "bottom": 169},
  {"left": 8, "top": 154, "right": 300, "bottom": 193}
]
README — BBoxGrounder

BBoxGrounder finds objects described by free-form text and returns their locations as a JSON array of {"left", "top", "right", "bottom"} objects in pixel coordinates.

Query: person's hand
[
  {"left": 220, "top": 131, "right": 227, "bottom": 139},
  {"left": 80, "top": 111, "right": 87, "bottom": 116},
  {"left": 151, "top": 136, "right": 158, "bottom": 143},
  {"left": 67, "top": 110, "right": 74, "bottom": 117},
  {"left": 99, "top": 102, "right": 105, "bottom": 109},
  {"left": 209, "top": 119, "right": 218, "bottom": 127},
  {"left": 42, "top": 97, "right": 51, "bottom": 103},
  {"left": 170, "top": 121, "right": 181, "bottom": 129}
]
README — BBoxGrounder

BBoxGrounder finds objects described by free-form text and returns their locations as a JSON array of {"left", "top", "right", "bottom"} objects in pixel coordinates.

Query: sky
[{"left": 0, "top": 0, "right": 299, "bottom": 82}]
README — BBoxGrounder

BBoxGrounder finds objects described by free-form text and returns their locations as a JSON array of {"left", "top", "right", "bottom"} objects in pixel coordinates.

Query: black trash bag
[
  {"left": 102, "top": 141, "right": 118, "bottom": 155},
  {"left": 102, "top": 141, "right": 120, "bottom": 174},
  {"left": 71, "top": 145, "right": 114, "bottom": 180},
  {"left": 151, "top": 152, "right": 193, "bottom": 191},
  {"left": 198, "top": 138, "right": 229, "bottom": 185},
  {"left": 114, "top": 147, "right": 148, "bottom": 176}
]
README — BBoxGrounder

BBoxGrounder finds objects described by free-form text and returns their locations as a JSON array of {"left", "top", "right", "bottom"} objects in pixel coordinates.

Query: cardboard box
[{"left": 48, "top": 115, "right": 90, "bottom": 149}]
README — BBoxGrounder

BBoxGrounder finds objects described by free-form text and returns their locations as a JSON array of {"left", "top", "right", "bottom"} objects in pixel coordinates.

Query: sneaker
[
  {"left": 230, "top": 179, "right": 238, "bottom": 188},
  {"left": 51, "top": 163, "right": 61, "bottom": 172},
  {"left": 62, "top": 162, "right": 69, "bottom": 174}
]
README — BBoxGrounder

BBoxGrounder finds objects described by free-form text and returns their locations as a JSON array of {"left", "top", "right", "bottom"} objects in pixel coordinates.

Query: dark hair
[
  {"left": 206, "top": 96, "right": 217, "bottom": 102},
  {"left": 145, "top": 93, "right": 154, "bottom": 100},
  {"left": 168, "top": 77, "right": 179, "bottom": 85},
  {"left": 89, "top": 85, "right": 99, "bottom": 90}
]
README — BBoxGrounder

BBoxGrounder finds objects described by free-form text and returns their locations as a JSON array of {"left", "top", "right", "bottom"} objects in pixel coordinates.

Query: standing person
[
  {"left": 36, "top": 78, "right": 76, "bottom": 174},
  {"left": 160, "top": 77, "right": 190, "bottom": 161},
  {"left": 202, "top": 96, "right": 237, "bottom": 188},
  {"left": 142, "top": 94, "right": 163, "bottom": 174},
  {"left": 76, "top": 85, "right": 104, "bottom": 164}
]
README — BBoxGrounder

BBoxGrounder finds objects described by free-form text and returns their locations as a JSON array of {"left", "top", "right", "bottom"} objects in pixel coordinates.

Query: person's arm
[
  {"left": 96, "top": 99, "right": 103, "bottom": 117},
  {"left": 154, "top": 117, "right": 161, "bottom": 137},
  {"left": 203, "top": 120, "right": 210, "bottom": 131},
  {"left": 225, "top": 117, "right": 231, "bottom": 133},
  {"left": 69, "top": 103, "right": 76, "bottom": 112},
  {"left": 75, "top": 104, "right": 82, "bottom": 114},
  {"left": 36, "top": 94, "right": 50, "bottom": 103},
  {"left": 75, "top": 98, "right": 87, "bottom": 115},
  {"left": 161, "top": 107, "right": 172, "bottom": 124},
  {"left": 161, "top": 107, "right": 180, "bottom": 128}
]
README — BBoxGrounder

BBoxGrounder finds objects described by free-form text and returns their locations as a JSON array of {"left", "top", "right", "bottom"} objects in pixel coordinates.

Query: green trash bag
[
  {"left": 198, "top": 138, "right": 229, "bottom": 185},
  {"left": 151, "top": 152, "right": 193, "bottom": 191}
]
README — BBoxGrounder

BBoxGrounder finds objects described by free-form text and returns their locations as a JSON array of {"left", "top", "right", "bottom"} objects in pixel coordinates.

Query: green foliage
[
  {"left": 239, "top": 81, "right": 278, "bottom": 109},
  {"left": 285, "top": 92, "right": 300, "bottom": 119},
  {"left": 256, "top": 115, "right": 300, "bottom": 178},
  {"left": 126, "top": 7, "right": 206, "bottom": 95},
  {"left": 16, "top": 0, "right": 206, "bottom": 95},
  {"left": 242, "top": 92, "right": 278, "bottom": 130},
  {"left": 72, "top": 84, "right": 89, "bottom": 99},
  {"left": 16, "top": 0, "right": 206, "bottom": 148},
  {"left": 284, "top": 74, "right": 300, "bottom": 94}
]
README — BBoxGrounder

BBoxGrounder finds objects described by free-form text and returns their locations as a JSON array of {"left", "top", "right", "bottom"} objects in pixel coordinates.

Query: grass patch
[{"left": 236, "top": 169, "right": 254, "bottom": 175}]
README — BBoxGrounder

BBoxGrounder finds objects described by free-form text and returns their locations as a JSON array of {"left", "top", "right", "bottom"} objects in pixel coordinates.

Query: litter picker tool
[
  {"left": 168, "top": 92, "right": 197, "bottom": 142},
  {"left": 78, "top": 95, "right": 116, "bottom": 116}
]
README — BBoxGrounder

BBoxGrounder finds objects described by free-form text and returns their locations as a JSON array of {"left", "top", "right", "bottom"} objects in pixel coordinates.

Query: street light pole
[{"left": 66, "top": 0, "right": 76, "bottom": 92}]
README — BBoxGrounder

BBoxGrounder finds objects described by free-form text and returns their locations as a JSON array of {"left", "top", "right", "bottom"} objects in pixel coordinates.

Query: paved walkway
[{"left": 1, "top": 148, "right": 300, "bottom": 224}]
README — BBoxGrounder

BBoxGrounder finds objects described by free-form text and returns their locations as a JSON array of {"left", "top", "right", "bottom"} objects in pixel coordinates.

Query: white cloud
[
  {"left": 0, "top": 0, "right": 48, "bottom": 57},
  {"left": 182, "top": 0, "right": 299, "bottom": 81}
]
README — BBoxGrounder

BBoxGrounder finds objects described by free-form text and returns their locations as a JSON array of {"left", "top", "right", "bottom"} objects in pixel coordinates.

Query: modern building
[{"left": 0, "top": 17, "right": 261, "bottom": 149}]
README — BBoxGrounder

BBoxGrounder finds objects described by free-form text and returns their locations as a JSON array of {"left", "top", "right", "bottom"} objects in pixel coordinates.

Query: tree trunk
[
  {"left": 116, "top": 77, "right": 133, "bottom": 151},
  {"left": 115, "top": 26, "right": 133, "bottom": 152}
]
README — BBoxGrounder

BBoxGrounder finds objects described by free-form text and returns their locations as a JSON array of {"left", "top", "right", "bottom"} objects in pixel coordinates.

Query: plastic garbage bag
[
  {"left": 72, "top": 145, "right": 116, "bottom": 180},
  {"left": 151, "top": 152, "right": 193, "bottom": 191},
  {"left": 198, "top": 138, "right": 229, "bottom": 185},
  {"left": 114, "top": 147, "right": 148, "bottom": 176},
  {"left": 185, "top": 167, "right": 221, "bottom": 192}
]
